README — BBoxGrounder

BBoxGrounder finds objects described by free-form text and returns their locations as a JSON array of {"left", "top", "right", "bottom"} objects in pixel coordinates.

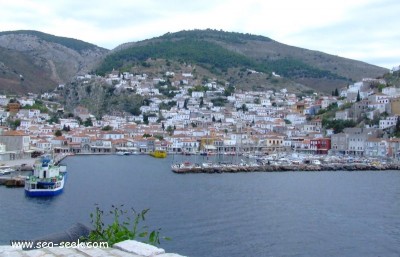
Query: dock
[{"left": 0, "top": 154, "right": 70, "bottom": 187}]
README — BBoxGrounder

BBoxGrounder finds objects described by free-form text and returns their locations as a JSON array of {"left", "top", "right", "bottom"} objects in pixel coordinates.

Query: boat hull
[
  {"left": 25, "top": 187, "right": 64, "bottom": 197},
  {"left": 150, "top": 150, "right": 167, "bottom": 158},
  {"left": 25, "top": 172, "right": 66, "bottom": 197}
]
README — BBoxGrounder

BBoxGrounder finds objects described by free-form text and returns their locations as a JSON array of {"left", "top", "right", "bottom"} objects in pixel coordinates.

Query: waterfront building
[
  {"left": 310, "top": 138, "right": 331, "bottom": 154},
  {"left": 0, "top": 130, "right": 31, "bottom": 159}
]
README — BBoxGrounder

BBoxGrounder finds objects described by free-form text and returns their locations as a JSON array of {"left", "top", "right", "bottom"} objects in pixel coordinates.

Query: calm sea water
[{"left": 0, "top": 155, "right": 399, "bottom": 257}]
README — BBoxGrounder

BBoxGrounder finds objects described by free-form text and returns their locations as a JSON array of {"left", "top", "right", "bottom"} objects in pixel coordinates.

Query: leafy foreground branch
[{"left": 82, "top": 205, "right": 170, "bottom": 246}]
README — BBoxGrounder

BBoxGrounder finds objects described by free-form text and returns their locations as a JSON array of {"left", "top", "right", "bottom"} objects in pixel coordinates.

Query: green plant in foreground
[{"left": 84, "top": 204, "right": 170, "bottom": 246}]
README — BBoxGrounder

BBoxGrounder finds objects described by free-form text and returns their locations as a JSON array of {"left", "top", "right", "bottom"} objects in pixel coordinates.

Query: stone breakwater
[{"left": 172, "top": 163, "right": 400, "bottom": 173}]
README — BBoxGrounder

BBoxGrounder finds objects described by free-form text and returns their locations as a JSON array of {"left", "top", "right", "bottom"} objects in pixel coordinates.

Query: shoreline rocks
[{"left": 172, "top": 163, "right": 400, "bottom": 173}]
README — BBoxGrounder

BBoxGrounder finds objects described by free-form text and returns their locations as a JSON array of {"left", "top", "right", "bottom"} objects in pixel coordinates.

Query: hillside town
[{"left": 1, "top": 65, "right": 400, "bottom": 163}]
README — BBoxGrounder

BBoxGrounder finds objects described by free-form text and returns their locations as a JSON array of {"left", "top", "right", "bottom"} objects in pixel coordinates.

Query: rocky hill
[
  {"left": 0, "top": 29, "right": 389, "bottom": 95},
  {"left": 0, "top": 30, "right": 108, "bottom": 94},
  {"left": 99, "top": 29, "right": 388, "bottom": 93}
]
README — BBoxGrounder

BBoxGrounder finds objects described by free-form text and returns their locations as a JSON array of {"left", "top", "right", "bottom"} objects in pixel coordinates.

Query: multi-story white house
[
  {"left": 285, "top": 113, "right": 306, "bottom": 125},
  {"left": 379, "top": 116, "right": 398, "bottom": 129},
  {"left": 364, "top": 138, "right": 388, "bottom": 157},
  {"left": 192, "top": 91, "right": 204, "bottom": 98},
  {"left": 59, "top": 119, "right": 80, "bottom": 129}
]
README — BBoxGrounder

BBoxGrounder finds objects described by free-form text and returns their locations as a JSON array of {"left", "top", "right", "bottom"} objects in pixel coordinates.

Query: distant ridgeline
[
  {"left": 0, "top": 29, "right": 388, "bottom": 95},
  {"left": 0, "top": 30, "right": 102, "bottom": 52}
]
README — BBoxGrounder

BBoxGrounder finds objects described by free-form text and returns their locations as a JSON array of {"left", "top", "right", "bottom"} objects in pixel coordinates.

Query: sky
[{"left": 0, "top": 0, "right": 399, "bottom": 69}]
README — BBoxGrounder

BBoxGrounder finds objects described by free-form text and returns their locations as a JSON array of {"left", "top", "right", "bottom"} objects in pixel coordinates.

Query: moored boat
[
  {"left": 24, "top": 156, "right": 67, "bottom": 197},
  {"left": 116, "top": 151, "right": 131, "bottom": 156},
  {"left": 149, "top": 150, "right": 167, "bottom": 158},
  {"left": 0, "top": 167, "right": 14, "bottom": 175}
]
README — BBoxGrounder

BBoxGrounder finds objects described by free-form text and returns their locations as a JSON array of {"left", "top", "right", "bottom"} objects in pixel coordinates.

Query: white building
[{"left": 379, "top": 116, "right": 398, "bottom": 129}]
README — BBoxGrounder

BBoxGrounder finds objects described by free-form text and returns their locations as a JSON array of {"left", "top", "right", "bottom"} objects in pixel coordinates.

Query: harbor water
[{"left": 0, "top": 154, "right": 399, "bottom": 257}]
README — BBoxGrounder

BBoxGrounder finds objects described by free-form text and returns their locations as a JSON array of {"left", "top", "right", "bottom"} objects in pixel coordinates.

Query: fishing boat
[
  {"left": 149, "top": 150, "right": 167, "bottom": 158},
  {"left": 25, "top": 156, "right": 67, "bottom": 197}
]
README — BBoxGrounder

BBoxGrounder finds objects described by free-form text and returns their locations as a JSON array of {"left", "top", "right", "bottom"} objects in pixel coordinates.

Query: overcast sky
[{"left": 0, "top": 0, "right": 399, "bottom": 69}]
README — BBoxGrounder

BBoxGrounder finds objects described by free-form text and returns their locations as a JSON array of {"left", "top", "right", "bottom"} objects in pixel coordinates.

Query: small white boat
[
  {"left": 0, "top": 167, "right": 14, "bottom": 175},
  {"left": 311, "top": 159, "right": 321, "bottom": 165},
  {"left": 116, "top": 151, "right": 131, "bottom": 156}
]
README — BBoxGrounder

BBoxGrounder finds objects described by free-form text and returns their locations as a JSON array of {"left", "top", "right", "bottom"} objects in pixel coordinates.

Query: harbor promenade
[
  {"left": 0, "top": 153, "right": 70, "bottom": 168},
  {"left": 0, "top": 158, "right": 36, "bottom": 168},
  {"left": 0, "top": 240, "right": 185, "bottom": 257}
]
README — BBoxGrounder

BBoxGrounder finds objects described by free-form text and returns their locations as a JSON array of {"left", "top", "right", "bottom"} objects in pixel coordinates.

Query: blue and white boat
[{"left": 25, "top": 156, "right": 67, "bottom": 197}]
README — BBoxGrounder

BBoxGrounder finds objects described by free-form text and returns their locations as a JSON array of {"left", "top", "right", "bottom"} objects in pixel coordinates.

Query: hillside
[
  {"left": 0, "top": 46, "right": 58, "bottom": 94},
  {"left": 0, "top": 30, "right": 109, "bottom": 94},
  {"left": 383, "top": 68, "right": 400, "bottom": 86},
  {"left": 0, "top": 29, "right": 389, "bottom": 95},
  {"left": 101, "top": 29, "right": 388, "bottom": 93}
]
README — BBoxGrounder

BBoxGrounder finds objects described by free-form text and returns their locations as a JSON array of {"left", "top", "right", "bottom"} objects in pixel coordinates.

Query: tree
[
  {"left": 166, "top": 125, "right": 174, "bottom": 135},
  {"left": 395, "top": 117, "right": 400, "bottom": 137},
  {"left": 154, "top": 135, "right": 164, "bottom": 141},
  {"left": 224, "top": 84, "right": 235, "bottom": 96},
  {"left": 212, "top": 116, "right": 216, "bottom": 122},
  {"left": 143, "top": 114, "right": 149, "bottom": 125},
  {"left": 84, "top": 118, "right": 93, "bottom": 127},
  {"left": 334, "top": 88, "right": 339, "bottom": 96},
  {"left": 143, "top": 99, "right": 151, "bottom": 106},
  {"left": 241, "top": 104, "right": 248, "bottom": 112},
  {"left": 102, "top": 125, "right": 112, "bottom": 131},
  {"left": 356, "top": 91, "right": 361, "bottom": 102},
  {"left": 76, "top": 116, "right": 83, "bottom": 125},
  {"left": 199, "top": 97, "right": 204, "bottom": 108},
  {"left": 9, "top": 119, "right": 21, "bottom": 130},
  {"left": 62, "top": 125, "right": 70, "bottom": 131},
  {"left": 157, "top": 111, "right": 165, "bottom": 123},
  {"left": 48, "top": 115, "right": 60, "bottom": 124},
  {"left": 322, "top": 119, "right": 356, "bottom": 133},
  {"left": 211, "top": 97, "right": 227, "bottom": 107},
  {"left": 55, "top": 130, "right": 62, "bottom": 137}
]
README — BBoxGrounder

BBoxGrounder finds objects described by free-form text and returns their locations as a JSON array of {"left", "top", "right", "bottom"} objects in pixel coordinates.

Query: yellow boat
[{"left": 150, "top": 150, "right": 167, "bottom": 158}]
